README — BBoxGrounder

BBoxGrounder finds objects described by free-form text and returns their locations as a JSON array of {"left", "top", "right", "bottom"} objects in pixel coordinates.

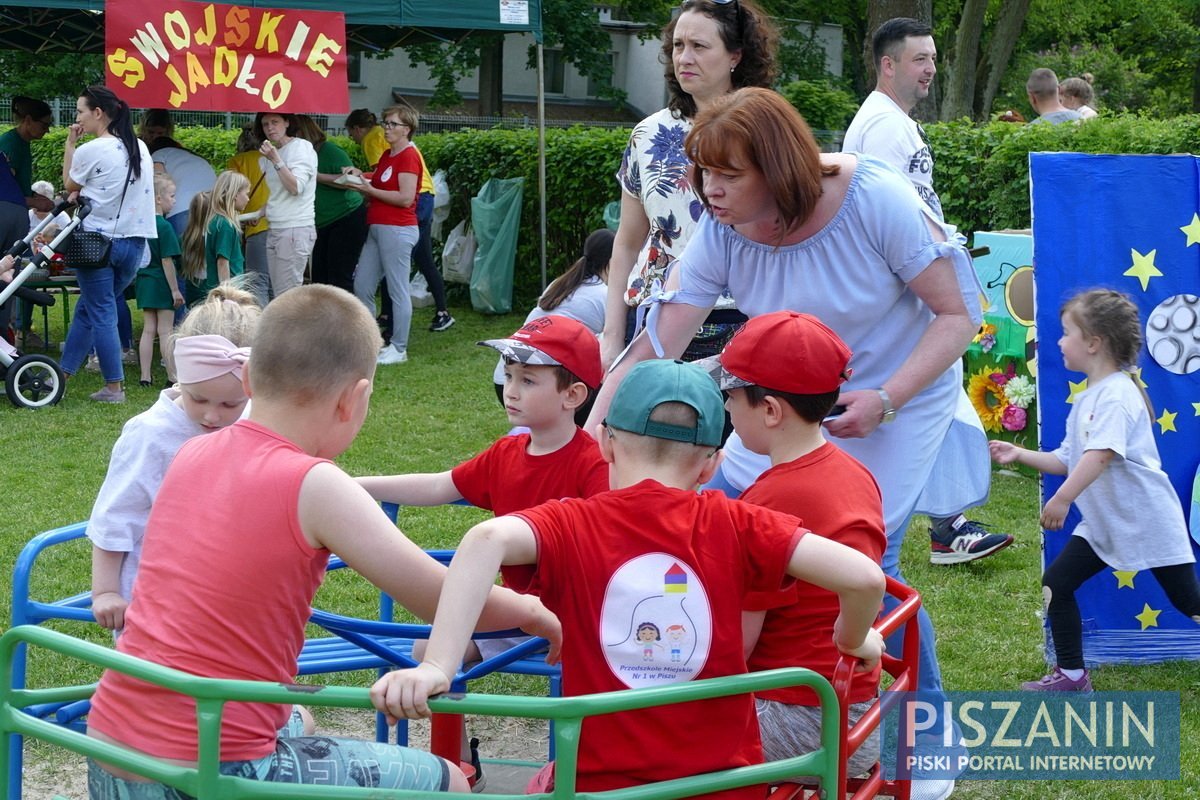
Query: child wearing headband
[{"left": 87, "top": 284, "right": 261, "bottom": 632}]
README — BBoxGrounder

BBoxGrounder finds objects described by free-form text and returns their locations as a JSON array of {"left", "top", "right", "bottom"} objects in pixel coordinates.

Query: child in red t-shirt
[
  {"left": 358, "top": 314, "right": 608, "bottom": 779},
  {"left": 371, "top": 358, "right": 886, "bottom": 799},
  {"left": 701, "top": 310, "right": 887, "bottom": 778},
  {"left": 358, "top": 312, "right": 609, "bottom": 614}
]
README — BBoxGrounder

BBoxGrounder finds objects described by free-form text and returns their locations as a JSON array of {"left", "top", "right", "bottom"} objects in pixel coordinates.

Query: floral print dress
[{"left": 617, "top": 108, "right": 733, "bottom": 309}]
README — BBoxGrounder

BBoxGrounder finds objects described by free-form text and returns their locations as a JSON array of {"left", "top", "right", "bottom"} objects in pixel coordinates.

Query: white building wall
[{"left": 622, "top": 32, "right": 669, "bottom": 118}]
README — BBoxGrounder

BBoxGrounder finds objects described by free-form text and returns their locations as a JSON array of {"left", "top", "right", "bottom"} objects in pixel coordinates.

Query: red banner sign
[{"left": 105, "top": 0, "right": 348, "bottom": 113}]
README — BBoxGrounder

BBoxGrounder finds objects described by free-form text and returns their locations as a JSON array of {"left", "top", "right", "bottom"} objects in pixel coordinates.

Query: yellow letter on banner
[
  {"left": 213, "top": 46, "right": 238, "bottom": 86},
  {"left": 107, "top": 49, "right": 146, "bottom": 88},
  {"left": 306, "top": 33, "right": 340, "bottom": 77},
  {"left": 194, "top": 4, "right": 217, "bottom": 46},
  {"left": 164, "top": 63, "right": 188, "bottom": 107},
  {"left": 255, "top": 12, "right": 283, "bottom": 52},
  {"left": 262, "top": 73, "right": 292, "bottom": 109},
  {"left": 163, "top": 10, "right": 191, "bottom": 49},
  {"left": 186, "top": 51, "right": 212, "bottom": 94}
]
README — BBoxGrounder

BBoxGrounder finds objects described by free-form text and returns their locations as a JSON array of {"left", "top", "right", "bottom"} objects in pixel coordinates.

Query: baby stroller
[{"left": 0, "top": 199, "right": 91, "bottom": 408}]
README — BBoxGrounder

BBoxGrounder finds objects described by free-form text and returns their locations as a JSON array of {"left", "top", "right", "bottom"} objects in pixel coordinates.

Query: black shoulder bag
[{"left": 63, "top": 154, "right": 133, "bottom": 270}]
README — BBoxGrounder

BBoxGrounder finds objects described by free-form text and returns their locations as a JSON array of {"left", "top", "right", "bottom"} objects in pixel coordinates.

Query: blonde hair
[
  {"left": 208, "top": 170, "right": 250, "bottom": 234},
  {"left": 180, "top": 191, "right": 212, "bottom": 283},
  {"left": 382, "top": 104, "right": 419, "bottom": 134},
  {"left": 172, "top": 283, "right": 261, "bottom": 349},
  {"left": 1059, "top": 76, "right": 1095, "bottom": 107},
  {"left": 249, "top": 285, "right": 382, "bottom": 405},
  {"left": 152, "top": 172, "right": 175, "bottom": 212}
]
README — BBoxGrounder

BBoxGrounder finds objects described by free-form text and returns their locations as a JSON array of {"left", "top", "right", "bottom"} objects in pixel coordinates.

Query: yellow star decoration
[
  {"left": 1128, "top": 366, "right": 1148, "bottom": 389},
  {"left": 1193, "top": 402, "right": 1200, "bottom": 416},
  {"left": 1125, "top": 249, "right": 1163, "bottom": 291},
  {"left": 1067, "top": 379, "right": 1087, "bottom": 404},
  {"left": 1113, "top": 570, "right": 1137, "bottom": 589},
  {"left": 1157, "top": 408, "right": 1178, "bottom": 433},
  {"left": 1182, "top": 214, "right": 1200, "bottom": 246},
  {"left": 1135, "top": 603, "right": 1162, "bottom": 631}
]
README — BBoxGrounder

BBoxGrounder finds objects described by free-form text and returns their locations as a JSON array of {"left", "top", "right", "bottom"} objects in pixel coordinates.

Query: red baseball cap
[
  {"left": 699, "top": 311, "right": 853, "bottom": 394},
  {"left": 480, "top": 315, "right": 603, "bottom": 389}
]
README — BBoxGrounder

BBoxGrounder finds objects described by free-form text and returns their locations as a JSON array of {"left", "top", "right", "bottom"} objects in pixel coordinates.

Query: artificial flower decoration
[
  {"left": 968, "top": 368, "right": 1009, "bottom": 432},
  {"left": 973, "top": 322, "right": 998, "bottom": 354},
  {"left": 989, "top": 361, "right": 1017, "bottom": 386},
  {"left": 1004, "top": 375, "right": 1035, "bottom": 409},
  {"left": 1001, "top": 404, "right": 1027, "bottom": 432}
]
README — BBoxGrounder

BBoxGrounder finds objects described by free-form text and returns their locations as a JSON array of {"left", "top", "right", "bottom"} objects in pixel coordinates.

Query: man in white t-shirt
[
  {"left": 842, "top": 17, "right": 941, "bottom": 218},
  {"left": 844, "top": 18, "right": 1013, "bottom": 568}
]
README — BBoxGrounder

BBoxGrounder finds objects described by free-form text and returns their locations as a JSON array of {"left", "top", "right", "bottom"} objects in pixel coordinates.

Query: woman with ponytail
[{"left": 62, "top": 85, "right": 157, "bottom": 403}]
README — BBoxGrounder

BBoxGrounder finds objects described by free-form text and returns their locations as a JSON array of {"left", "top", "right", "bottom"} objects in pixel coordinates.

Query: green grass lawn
[{"left": 1, "top": 299, "right": 1196, "bottom": 796}]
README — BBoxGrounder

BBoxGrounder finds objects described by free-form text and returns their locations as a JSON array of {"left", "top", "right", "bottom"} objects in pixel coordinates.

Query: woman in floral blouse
[{"left": 600, "top": 0, "right": 777, "bottom": 371}]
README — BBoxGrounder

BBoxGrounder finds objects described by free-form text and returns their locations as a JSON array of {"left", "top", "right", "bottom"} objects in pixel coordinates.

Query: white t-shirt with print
[
  {"left": 842, "top": 91, "right": 943, "bottom": 222},
  {"left": 70, "top": 136, "right": 157, "bottom": 239}
]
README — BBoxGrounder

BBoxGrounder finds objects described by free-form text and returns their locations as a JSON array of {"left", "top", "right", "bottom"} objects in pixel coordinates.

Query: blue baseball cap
[{"left": 605, "top": 360, "right": 725, "bottom": 447}]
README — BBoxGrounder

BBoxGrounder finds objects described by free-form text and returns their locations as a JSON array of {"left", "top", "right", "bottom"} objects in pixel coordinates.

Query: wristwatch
[{"left": 876, "top": 388, "right": 897, "bottom": 423}]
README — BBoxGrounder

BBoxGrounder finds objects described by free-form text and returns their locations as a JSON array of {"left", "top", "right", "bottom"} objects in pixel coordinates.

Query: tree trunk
[
  {"left": 978, "top": 0, "right": 1031, "bottom": 120},
  {"left": 478, "top": 35, "right": 504, "bottom": 117},
  {"left": 865, "top": 0, "right": 936, "bottom": 121},
  {"left": 939, "top": 0, "right": 987, "bottom": 122}
]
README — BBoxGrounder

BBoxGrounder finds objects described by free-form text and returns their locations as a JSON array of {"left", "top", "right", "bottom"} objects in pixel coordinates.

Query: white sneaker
[
  {"left": 909, "top": 778, "right": 954, "bottom": 800},
  {"left": 376, "top": 345, "right": 408, "bottom": 365}
]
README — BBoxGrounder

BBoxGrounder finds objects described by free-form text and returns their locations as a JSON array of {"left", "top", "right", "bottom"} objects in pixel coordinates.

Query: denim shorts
[{"left": 87, "top": 709, "right": 449, "bottom": 799}]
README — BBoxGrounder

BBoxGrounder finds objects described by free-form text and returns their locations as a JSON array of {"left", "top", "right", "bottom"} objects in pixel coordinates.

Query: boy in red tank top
[{"left": 86, "top": 285, "right": 559, "bottom": 797}]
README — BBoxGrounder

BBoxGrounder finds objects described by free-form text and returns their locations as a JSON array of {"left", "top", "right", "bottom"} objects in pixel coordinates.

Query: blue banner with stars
[{"left": 1031, "top": 153, "right": 1200, "bottom": 664}]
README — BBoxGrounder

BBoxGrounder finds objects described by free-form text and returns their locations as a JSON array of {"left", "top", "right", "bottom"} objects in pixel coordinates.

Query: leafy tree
[
  {"left": 935, "top": 0, "right": 1032, "bottom": 122},
  {"left": 959, "top": 0, "right": 1200, "bottom": 119},
  {"left": 780, "top": 79, "right": 859, "bottom": 132},
  {"left": 0, "top": 51, "right": 103, "bottom": 103}
]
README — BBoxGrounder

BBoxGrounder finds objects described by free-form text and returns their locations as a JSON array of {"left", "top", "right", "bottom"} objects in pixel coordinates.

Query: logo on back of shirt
[{"left": 600, "top": 553, "right": 712, "bottom": 687}]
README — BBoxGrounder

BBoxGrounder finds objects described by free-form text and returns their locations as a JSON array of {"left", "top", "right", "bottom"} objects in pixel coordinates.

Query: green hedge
[
  {"left": 23, "top": 114, "right": 1200, "bottom": 304},
  {"left": 417, "top": 126, "right": 629, "bottom": 307},
  {"left": 928, "top": 114, "right": 1200, "bottom": 237},
  {"left": 30, "top": 128, "right": 366, "bottom": 178},
  {"left": 24, "top": 124, "right": 625, "bottom": 306}
]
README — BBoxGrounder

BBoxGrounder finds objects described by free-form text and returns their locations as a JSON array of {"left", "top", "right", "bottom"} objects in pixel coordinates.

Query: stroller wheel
[{"left": 6, "top": 354, "right": 65, "bottom": 409}]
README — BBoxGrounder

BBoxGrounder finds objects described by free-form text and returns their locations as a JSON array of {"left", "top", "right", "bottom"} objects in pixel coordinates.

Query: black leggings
[{"left": 1044, "top": 536, "right": 1200, "bottom": 669}]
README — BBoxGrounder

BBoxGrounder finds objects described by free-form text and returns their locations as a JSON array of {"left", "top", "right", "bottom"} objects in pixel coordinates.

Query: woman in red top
[{"left": 345, "top": 105, "right": 421, "bottom": 365}]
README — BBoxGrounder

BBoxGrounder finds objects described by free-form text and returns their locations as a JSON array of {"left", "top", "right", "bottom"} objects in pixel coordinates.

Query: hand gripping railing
[{"left": 0, "top": 625, "right": 841, "bottom": 800}]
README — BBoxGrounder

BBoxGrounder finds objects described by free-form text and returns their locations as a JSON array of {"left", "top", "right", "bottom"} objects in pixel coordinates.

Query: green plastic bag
[
  {"left": 603, "top": 200, "right": 621, "bottom": 231},
  {"left": 469, "top": 177, "right": 524, "bottom": 314}
]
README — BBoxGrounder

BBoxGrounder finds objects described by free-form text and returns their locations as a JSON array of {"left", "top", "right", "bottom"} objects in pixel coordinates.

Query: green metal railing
[{"left": 0, "top": 625, "right": 839, "bottom": 799}]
